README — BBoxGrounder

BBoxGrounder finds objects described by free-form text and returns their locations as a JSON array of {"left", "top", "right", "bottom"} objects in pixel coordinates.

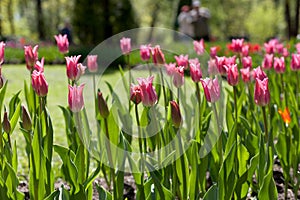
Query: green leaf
[
  {"left": 203, "top": 184, "right": 218, "bottom": 200},
  {"left": 0, "top": 81, "right": 8, "bottom": 114},
  {"left": 9, "top": 101, "right": 21, "bottom": 135},
  {"left": 145, "top": 162, "right": 173, "bottom": 200},
  {"left": 96, "top": 184, "right": 112, "bottom": 200}
]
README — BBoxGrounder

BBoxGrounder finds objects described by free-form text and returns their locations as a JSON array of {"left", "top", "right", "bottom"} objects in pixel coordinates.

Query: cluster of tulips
[{"left": 0, "top": 30, "right": 299, "bottom": 200}]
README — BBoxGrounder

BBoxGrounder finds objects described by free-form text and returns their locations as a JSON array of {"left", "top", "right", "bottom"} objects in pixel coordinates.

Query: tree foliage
[{"left": 72, "top": 0, "right": 138, "bottom": 45}]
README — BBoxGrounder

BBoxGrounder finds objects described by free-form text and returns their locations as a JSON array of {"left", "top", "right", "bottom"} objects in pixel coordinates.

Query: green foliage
[{"left": 245, "top": 0, "right": 285, "bottom": 42}]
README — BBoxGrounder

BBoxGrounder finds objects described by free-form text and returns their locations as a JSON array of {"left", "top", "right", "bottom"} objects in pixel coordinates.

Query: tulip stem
[
  {"left": 104, "top": 118, "right": 117, "bottom": 198},
  {"left": 160, "top": 68, "right": 167, "bottom": 108},
  {"left": 262, "top": 106, "right": 268, "bottom": 142},
  {"left": 296, "top": 71, "right": 299, "bottom": 106},
  {"left": 212, "top": 103, "right": 223, "bottom": 165},
  {"left": 147, "top": 61, "right": 152, "bottom": 76},
  {"left": 135, "top": 103, "right": 145, "bottom": 200},
  {"left": 196, "top": 82, "right": 202, "bottom": 140},
  {"left": 280, "top": 73, "right": 287, "bottom": 107}
]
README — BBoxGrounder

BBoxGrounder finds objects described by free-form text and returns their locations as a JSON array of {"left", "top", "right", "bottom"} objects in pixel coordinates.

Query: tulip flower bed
[{"left": 1, "top": 32, "right": 300, "bottom": 200}]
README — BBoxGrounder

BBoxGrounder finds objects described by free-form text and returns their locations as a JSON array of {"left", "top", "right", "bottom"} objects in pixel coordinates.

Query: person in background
[
  {"left": 177, "top": 5, "right": 194, "bottom": 39},
  {"left": 61, "top": 20, "right": 73, "bottom": 45},
  {"left": 190, "top": 0, "right": 211, "bottom": 41}
]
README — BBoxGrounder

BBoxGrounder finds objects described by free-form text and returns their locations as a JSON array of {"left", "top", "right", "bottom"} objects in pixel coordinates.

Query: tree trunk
[
  {"left": 284, "top": 0, "right": 292, "bottom": 39},
  {"left": 148, "top": 3, "right": 160, "bottom": 41},
  {"left": 7, "top": 0, "right": 15, "bottom": 35},
  {"left": 36, "top": 0, "right": 45, "bottom": 40},
  {"left": 295, "top": 0, "right": 300, "bottom": 37},
  {"left": 103, "top": 0, "right": 112, "bottom": 39}
]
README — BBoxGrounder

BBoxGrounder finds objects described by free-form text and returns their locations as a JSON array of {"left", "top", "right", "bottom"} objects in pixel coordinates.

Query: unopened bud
[
  {"left": 170, "top": 100, "right": 182, "bottom": 128},
  {"left": 2, "top": 111, "right": 11, "bottom": 133},
  {"left": 21, "top": 106, "right": 32, "bottom": 131},
  {"left": 97, "top": 90, "right": 109, "bottom": 118}
]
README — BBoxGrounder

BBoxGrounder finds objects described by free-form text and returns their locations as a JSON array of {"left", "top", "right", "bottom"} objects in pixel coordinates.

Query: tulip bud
[
  {"left": 98, "top": 90, "right": 109, "bottom": 118},
  {"left": 170, "top": 100, "right": 182, "bottom": 128},
  {"left": 152, "top": 45, "right": 165, "bottom": 65},
  {"left": 21, "top": 106, "right": 32, "bottom": 131},
  {"left": 173, "top": 66, "right": 185, "bottom": 88},
  {"left": 130, "top": 84, "right": 142, "bottom": 104},
  {"left": 2, "top": 111, "right": 10, "bottom": 133}
]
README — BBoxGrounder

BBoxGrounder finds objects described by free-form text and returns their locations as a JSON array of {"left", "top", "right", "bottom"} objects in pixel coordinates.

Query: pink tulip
[
  {"left": 225, "top": 55, "right": 236, "bottom": 65},
  {"left": 240, "top": 67, "right": 251, "bottom": 83},
  {"left": 120, "top": 37, "right": 131, "bottom": 55},
  {"left": 164, "top": 63, "right": 176, "bottom": 76},
  {"left": 200, "top": 77, "right": 220, "bottom": 103},
  {"left": 190, "top": 62, "right": 202, "bottom": 83},
  {"left": 173, "top": 66, "right": 185, "bottom": 88},
  {"left": 65, "top": 55, "right": 84, "bottom": 81},
  {"left": 291, "top": 54, "right": 300, "bottom": 71},
  {"left": 193, "top": 39, "right": 205, "bottom": 55},
  {"left": 152, "top": 45, "right": 165, "bottom": 65},
  {"left": 242, "top": 45, "right": 249, "bottom": 57},
  {"left": 208, "top": 59, "right": 218, "bottom": 76},
  {"left": 87, "top": 55, "right": 98, "bottom": 73},
  {"left": 130, "top": 84, "right": 142, "bottom": 104},
  {"left": 242, "top": 56, "right": 252, "bottom": 69},
  {"left": 262, "top": 54, "right": 273, "bottom": 70},
  {"left": 254, "top": 77, "right": 270, "bottom": 106},
  {"left": 54, "top": 34, "right": 69, "bottom": 54},
  {"left": 170, "top": 100, "right": 182, "bottom": 128},
  {"left": 34, "top": 57, "right": 44, "bottom": 72},
  {"left": 231, "top": 38, "right": 244, "bottom": 52},
  {"left": 140, "top": 44, "right": 151, "bottom": 61},
  {"left": 210, "top": 47, "right": 217, "bottom": 59},
  {"left": 189, "top": 58, "right": 199, "bottom": 66},
  {"left": 226, "top": 64, "right": 239, "bottom": 86},
  {"left": 216, "top": 56, "right": 227, "bottom": 75},
  {"left": 68, "top": 84, "right": 85, "bottom": 112},
  {"left": 264, "top": 39, "right": 278, "bottom": 54},
  {"left": 273, "top": 57, "right": 285, "bottom": 74},
  {"left": 282, "top": 48, "right": 289, "bottom": 57},
  {"left": 0, "top": 42, "right": 5, "bottom": 65},
  {"left": 175, "top": 54, "right": 189, "bottom": 69},
  {"left": 137, "top": 76, "right": 158, "bottom": 107},
  {"left": 252, "top": 66, "right": 267, "bottom": 81},
  {"left": 276, "top": 43, "right": 284, "bottom": 54},
  {"left": 24, "top": 45, "right": 38, "bottom": 71},
  {"left": 31, "top": 70, "right": 48, "bottom": 97}
]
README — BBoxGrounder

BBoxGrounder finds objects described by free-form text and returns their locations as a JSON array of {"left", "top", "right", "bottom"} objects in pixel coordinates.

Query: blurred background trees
[{"left": 0, "top": 0, "right": 298, "bottom": 45}]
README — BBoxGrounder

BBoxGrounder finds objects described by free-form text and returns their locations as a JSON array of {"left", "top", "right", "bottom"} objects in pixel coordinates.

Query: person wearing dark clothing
[{"left": 190, "top": 0, "right": 211, "bottom": 41}]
